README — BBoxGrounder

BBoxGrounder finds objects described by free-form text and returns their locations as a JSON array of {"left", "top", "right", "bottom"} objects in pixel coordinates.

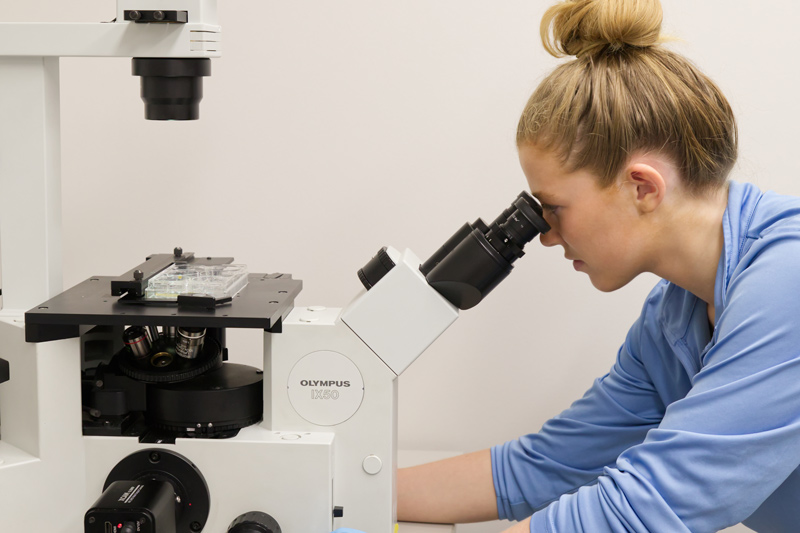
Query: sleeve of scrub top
[
  {"left": 492, "top": 286, "right": 668, "bottom": 522},
  {"left": 524, "top": 228, "right": 800, "bottom": 532}
]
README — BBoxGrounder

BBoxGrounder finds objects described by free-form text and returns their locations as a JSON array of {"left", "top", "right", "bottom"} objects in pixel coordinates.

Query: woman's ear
[{"left": 623, "top": 162, "right": 666, "bottom": 214}]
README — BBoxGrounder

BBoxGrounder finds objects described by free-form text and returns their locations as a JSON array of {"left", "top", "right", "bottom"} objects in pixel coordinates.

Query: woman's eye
[{"left": 542, "top": 203, "right": 560, "bottom": 214}]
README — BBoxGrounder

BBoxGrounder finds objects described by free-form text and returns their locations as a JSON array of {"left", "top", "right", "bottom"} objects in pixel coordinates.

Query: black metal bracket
[
  {"left": 124, "top": 10, "right": 188, "bottom": 23},
  {"left": 0, "top": 358, "right": 8, "bottom": 384},
  {"left": 110, "top": 253, "right": 190, "bottom": 297},
  {"left": 176, "top": 294, "right": 232, "bottom": 310}
]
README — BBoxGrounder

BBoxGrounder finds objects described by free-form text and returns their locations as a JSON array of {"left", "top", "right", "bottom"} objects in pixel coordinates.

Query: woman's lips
[{"left": 573, "top": 260, "right": 585, "bottom": 271}]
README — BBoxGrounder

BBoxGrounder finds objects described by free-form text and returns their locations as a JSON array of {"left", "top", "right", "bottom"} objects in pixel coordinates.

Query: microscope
[{"left": 0, "top": 2, "right": 549, "bottom": 532}]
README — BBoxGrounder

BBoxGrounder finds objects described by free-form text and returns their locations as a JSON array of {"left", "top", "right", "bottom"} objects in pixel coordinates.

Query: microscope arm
[{"left": 0, "top": 20, "right": 220, "bottom": 58}]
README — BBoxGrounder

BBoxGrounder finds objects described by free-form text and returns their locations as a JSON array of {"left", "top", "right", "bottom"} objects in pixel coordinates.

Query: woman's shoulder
[
  {"left": 722, "top": 181, "right": 800, "bottom": 281},
  {"left": 723, "top": 183, "right": 800, "bottom": 308},
  {"left": 737, "top": 182, "right": 800, "bottom": 239}
]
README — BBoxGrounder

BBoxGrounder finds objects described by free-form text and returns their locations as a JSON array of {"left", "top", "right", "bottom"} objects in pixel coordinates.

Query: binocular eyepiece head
[
  {"left": 358, "top": 191, "right": 549, "bottom": 310},
  {"left": 420, "top": 190, "right": 549, "bottom": 310}
]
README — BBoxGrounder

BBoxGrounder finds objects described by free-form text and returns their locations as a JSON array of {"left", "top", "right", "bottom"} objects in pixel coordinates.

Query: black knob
[{"left": 227, "top": 512, "right": 281, "bottom": 533}]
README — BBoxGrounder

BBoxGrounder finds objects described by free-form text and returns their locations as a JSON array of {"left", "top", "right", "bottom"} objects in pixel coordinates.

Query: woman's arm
[
  {"left": 502, "top": 518, "right": 531, "bottom": 533},
  {"left": 397, "top": 449, "right": 498, "bottom": 524},
  {"left": 397, "top": 286, "right": 669, "bottom": 528}
]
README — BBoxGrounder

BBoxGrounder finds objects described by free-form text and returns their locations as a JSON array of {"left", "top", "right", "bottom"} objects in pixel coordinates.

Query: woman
[{"left": 341, "top": 0, "right": 800, "bottom": 531}]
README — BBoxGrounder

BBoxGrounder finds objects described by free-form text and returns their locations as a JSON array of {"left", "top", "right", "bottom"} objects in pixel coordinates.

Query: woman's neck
[{"left": 649, "top": 184, "right": 729, "bottom": 307}]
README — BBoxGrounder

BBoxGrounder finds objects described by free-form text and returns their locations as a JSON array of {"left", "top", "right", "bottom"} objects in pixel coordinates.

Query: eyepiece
[
  {"left": 423, "top": 191, "right": 549, "bottom": 310},
  {"left": 484, "top": 192, "right": 550, "bottom": 264},
  {"left": 358, "top": 247, "right": 397, "bottom": 290},
  {"left": 132, "top": 58, "right": 211, "bottom": 120}
]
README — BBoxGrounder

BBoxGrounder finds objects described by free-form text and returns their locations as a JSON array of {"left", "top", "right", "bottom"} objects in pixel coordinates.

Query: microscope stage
[{"left": 24, "top": 273, "right": 301, "bottom": 342}]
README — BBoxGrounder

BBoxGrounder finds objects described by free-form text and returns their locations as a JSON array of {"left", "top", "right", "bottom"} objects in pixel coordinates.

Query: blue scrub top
[{"left": 492, "top": 181, "right": 800, "bottom": 533}]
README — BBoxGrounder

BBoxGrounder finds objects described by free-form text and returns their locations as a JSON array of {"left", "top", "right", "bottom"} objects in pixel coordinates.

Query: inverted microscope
[{"left": 0, "top": 2, "right": 549, "bottom": 532}]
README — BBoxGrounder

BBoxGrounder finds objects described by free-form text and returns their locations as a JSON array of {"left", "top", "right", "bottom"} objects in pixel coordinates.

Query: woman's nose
[{"left": 539, "top": 227, "right": 562, "bottom": 247}]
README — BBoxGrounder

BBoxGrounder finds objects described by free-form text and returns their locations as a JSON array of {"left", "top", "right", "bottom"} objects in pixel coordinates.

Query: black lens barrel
[
  {"left": 132, "top": 58, "right": 211, "bottom": 120},
  {"left": 419, "top": 223, "right": 473, "bottom": 277},
  {"left": 423, "top": 191, "right": 549, "bottom": 310}
]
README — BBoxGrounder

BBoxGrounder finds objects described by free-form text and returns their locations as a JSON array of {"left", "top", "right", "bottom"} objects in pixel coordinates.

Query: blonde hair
[{"left": 518, "top": 0, "right": 737, "bottom": 193}]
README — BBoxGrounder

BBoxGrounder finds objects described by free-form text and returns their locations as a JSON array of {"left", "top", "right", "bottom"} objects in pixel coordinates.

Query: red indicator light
[{"left": 118, "top": 524, "right": 123, "bottom": 530}]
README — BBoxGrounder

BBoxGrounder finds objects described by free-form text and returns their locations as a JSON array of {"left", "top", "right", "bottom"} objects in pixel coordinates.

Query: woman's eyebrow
[{"left": 531, "top": 192, "right": 558, "bottom": 205}]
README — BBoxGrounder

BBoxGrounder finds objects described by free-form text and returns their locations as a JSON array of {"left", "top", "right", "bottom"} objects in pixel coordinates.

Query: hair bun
[{"left": 540, "top": 0, "right": 663, "bottom": 58}]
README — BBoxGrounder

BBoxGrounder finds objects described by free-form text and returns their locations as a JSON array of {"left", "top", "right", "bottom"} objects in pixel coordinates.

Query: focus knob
[{"left": 227, "top": 512, "right": 282, "bottom": 533}]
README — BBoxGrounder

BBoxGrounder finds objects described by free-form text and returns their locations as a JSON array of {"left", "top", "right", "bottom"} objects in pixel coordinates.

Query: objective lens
[
  {"left": 123, "top": 326, "right": 152, "bottom": 360},
  {"left": 163, "top": 326, "right": 177, "bottom": 341},
  {"left": 176, "top": 327, "right": 206, "bottom": 359},
  {"left": 145, "top": 325, "right": 160, "bottom": 344}
]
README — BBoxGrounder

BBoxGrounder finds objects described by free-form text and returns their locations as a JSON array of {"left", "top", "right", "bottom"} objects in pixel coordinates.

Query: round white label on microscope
[{"left": 287, "top": 350, "right": 365, "bottom": 426}]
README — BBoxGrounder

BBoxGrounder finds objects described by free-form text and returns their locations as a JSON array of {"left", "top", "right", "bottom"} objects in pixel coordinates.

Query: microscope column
[
  {"left": 264, "top": 307, "right": 398, "bottom": 533},
  {"left": 0, "top": 57, "right": 62, "bottom": 313}
]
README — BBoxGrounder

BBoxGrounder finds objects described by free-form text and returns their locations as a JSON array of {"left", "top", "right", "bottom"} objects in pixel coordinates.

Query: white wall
[{"left": 4, "top": 2, "right": 796, "bottom": 532}]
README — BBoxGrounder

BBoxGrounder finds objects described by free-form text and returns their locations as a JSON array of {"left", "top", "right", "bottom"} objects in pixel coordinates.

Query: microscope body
[
  {"left": 0, "top": 3, "right": 548, "bottom": 531},
  {"left": 0, "top": 247, "right": 458, "bottom": 532}
]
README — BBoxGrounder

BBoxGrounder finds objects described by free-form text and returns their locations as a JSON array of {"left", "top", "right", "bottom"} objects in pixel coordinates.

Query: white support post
[{"left": 0, "top": 57, "right": 63, "bottom": 313}]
